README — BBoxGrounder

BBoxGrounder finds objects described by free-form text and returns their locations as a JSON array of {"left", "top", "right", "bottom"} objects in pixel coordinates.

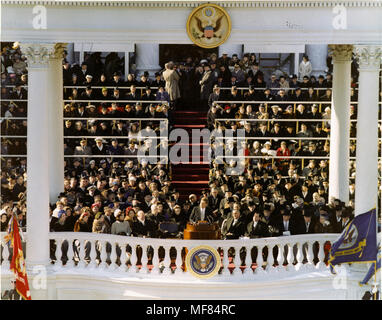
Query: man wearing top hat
[{"left": 301, "top": 205, "right": 316, "bottom": 234}]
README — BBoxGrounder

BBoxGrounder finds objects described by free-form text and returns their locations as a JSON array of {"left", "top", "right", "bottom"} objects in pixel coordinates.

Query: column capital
[
  {"left": 20, "top": 43, "right": 67, "bottom": 67},
  {"left": 354, "top": 45, "right": 382, "bottom": 71},
  {"left": 328, "top": 44, "right": 353, "bottom": 63}
]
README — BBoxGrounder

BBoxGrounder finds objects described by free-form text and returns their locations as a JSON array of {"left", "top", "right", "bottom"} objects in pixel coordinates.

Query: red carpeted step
[
  {"left": 171, "top": 106, "right": 210, "bottom": 197},
  {"left": 173, "top": 124, "right": 206, "bottom": 129}
]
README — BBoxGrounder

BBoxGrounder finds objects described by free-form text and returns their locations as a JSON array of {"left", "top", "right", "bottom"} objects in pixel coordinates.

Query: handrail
[
  {"left": 45, "top": 231, "right": 339, "bottom": 247},
  {"left": 63, "top": 100, "right": 169, "bottom": 104},
  {"left": 63, "top": 117, "right": 168, "bottom": 121},
  {"left": 214, "top": 118, "right": 330, "bottom": 122},
  {"left": 213, "top": 101, "right": 331, "bottom": 105},
  {"left": 0, "top": 99, "right": 170, "bottom": 105}
]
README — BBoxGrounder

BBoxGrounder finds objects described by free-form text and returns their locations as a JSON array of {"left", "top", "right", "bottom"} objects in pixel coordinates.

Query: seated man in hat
[
  {"left": 83, "top": 74, "right": 94, "bottom": 86},
  {"left": 74, "top": 139, "right": 92, "bottom": 164},
  {"left": 92, "top": 137, "right": 108, "bottom": 156},
  {"left": 301, "top": 206, "right": 317, "bottom": 234},
  {"left": 80, "top": 85, "right": 96, "bottom": 101},
  {"left": 110, "top": 71, "right": 125, "bottom": 87},
  {"left": 98, "top": 87, "right": 111, "bottom": 100},
  {"left": 141, "top": 86, "right": 156, "bottom": 103}
]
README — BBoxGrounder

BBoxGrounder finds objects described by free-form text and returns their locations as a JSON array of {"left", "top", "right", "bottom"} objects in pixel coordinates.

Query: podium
[{"left": 183, "top": 222, "right": 221, "bottom": 240}]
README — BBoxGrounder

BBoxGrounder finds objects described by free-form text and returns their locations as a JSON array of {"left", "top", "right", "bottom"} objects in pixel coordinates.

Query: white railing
[{"left": 1, "top": 232, "right": 339, "bottom": 278}]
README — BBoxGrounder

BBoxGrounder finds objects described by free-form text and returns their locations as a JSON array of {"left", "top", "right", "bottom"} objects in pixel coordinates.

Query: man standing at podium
[{"left": 189, "top": 198, "right": 214, "bottom": 224}]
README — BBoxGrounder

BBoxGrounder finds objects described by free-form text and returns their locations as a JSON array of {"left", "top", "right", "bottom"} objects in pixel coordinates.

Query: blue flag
[
  {"left": 359, "top": 243, "right": 381, "bottom": 285},
  {"left": 329, "top": 209, "right": 377, "bottom": 274}
]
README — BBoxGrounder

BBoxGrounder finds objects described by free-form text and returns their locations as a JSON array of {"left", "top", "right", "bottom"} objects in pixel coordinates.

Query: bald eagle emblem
[
  {"left": 339, "top": 224, "right": 358, "bottom": 250},
  {"left": 186, "top": 245, "right": 221, "bottom": 278},
  {"left": 187, "top": 4, "right": 231, "bottom": 49},
  {"left": 193, "top": 252, "right": 214, "bottom": 272},
  {"left": 194, "top": 13, "right": 224, "bottom": 39}
]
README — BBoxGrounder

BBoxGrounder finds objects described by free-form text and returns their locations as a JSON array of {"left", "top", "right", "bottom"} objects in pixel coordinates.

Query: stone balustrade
[{"left": 1, "top": 232, "right": 339, "bottom": 279}]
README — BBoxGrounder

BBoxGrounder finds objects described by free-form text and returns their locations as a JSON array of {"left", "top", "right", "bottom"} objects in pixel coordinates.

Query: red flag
[{"left": 8, "top": 215, "right": 32, "bottom": 300}]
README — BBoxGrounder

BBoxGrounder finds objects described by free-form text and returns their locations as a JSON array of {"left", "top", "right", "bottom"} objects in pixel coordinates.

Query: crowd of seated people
[{"left": 2, "top": 44, "right": 381, "bottom": 246}]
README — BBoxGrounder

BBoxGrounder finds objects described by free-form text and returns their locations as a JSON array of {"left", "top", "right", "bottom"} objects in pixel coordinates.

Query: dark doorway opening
[{"left": 159, "top": 44, "right": 218, "bottom": 67}]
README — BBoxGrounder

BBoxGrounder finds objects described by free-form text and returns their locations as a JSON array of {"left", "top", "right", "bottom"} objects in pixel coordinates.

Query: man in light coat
[{"left": 162, "top": 62, "right": 180, "bottom": 105}]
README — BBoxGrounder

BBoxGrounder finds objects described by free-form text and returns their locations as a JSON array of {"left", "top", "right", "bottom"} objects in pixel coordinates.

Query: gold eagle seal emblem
[
  {"left": 186, "top": 4, "right": 232, "bottom": 48},
  {"left": 185, "top": 245, "right": 221, "bottom": 279}
]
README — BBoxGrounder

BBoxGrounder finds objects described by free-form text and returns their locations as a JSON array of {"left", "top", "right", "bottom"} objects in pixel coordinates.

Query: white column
[
  {"left": 20, "top": 43, "right": 58, "bottom": 269},
  {"left": 48, "top": 44, "right": 66, "bottom": 203},
  {"left": 305, "top": 44, "right": 328, "bottom": 77},
  {"left": 294, "top": 52, "right": 300, "bottom": 76},
  {"left": 124, "top": 51, "right": 130, "bottom": 78},
  {"left": 354, "top": 45, "right": 382, "bottom": 215},
  {"left": 328, "top": 45, "right": 353, "bottom": 203},
  {"left": 135, "top": 43, "right": 161, "bottom": 77},
  {"left": 219, "top": 43, "right": 243, "bottom": 59}
]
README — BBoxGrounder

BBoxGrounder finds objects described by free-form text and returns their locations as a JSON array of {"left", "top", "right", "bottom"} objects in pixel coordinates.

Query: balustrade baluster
[
  {"left": 286, "top": 243, "right": 294, "bottom": 270},
  {"left": 295, "top": 242, "right": 303, "bottom": 271},
  {"left": 175, "top": 246, "right": 183, "bottom": 275},
  {"left": 306, "top": 241, "right": 315, "bottom": 269},
  {"left": 129, "top": 244, "right": 138, "bottom": 273},
  {"left": 99, "top": 241, "right": 108, "bottom": 269},
  {"left": 88, "top": 240, "right": 98, "bottom": 269},
  {"left": 243, "top": 245, "right": 253, "bottom": 277},
  {"left": 162, "top": 246, "right": 172, "bottom": 275},
  {"left": 151, "top": 245, "right": 161, "bottom": 274},
  {"left": 2, "top": 243, "right": 10, "bottom": 269},
  {"left": 266, "top": 244, "right": 275, "bottom": 272},
  {"left": 54, "top": 239, "right": 63, "bottom": 269},
  {"left": 66, "top": 238, "right": 75, "bottom": 267},
  {"left": 118, "top": 242, "right": 128, "bottom": 273},
  {"left": 78, "top": 239, "right": 87, "bottom": 268},
  {"left": 109, "top": 241, "right": 118, "bottom": 270},
  {"left": 276, "top": 243, "right": 285, "bottom": 272},
  {"left": 233, "top": 246, "right": 242, "bottom": 276},
  {"left": 316, "top": 241, "right": 326, "bottom": 269},
  {"left": 140, "top": 244, "right": 148, "bottom": 273},
  {"left": 255, "top": 245, "right": 265, "bottom": 275},
  {"left": 221, "top": 246, "right": 230, "bottom": 276}
]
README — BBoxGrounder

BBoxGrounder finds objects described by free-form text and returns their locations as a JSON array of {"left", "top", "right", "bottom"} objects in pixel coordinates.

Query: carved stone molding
[
  {"left": 328, "top": 44, "right": 353, "bottom": 63},
  {"left": 20, "top": 43, "right": 67, "bottom": 67},
  {"left": 354, "top": 45, "right": 382, "bottom": 71},
  {"left": 3, "top": 0, "right": 382, "bottom": 8}
]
